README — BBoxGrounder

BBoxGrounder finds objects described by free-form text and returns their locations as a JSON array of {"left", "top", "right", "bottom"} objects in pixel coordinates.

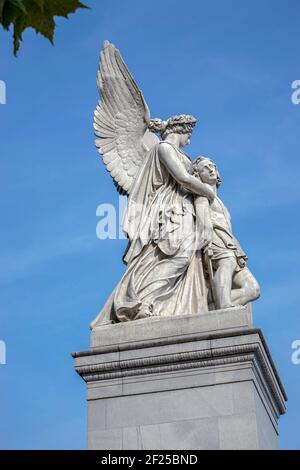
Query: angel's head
[
  {"left": 148, "top": 115, "right": 197, "bottom": 147},
  {"left": 192, "top": 156, "right": 222, "bottom": 188}
]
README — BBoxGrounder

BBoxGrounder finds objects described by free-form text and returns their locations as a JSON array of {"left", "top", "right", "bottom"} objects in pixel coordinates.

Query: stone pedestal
[{"left": 73, "top": 306, "right": 287, "bottom": 450}]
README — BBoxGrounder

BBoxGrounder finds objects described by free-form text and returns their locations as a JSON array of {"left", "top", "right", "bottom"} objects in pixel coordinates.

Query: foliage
[{"left": 0, "top": 0, "right": 88, "bottom": 55}]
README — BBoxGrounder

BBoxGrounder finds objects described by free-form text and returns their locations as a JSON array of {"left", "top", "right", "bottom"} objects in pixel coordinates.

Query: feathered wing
[{"left": 94, "top": 41, "right": 158, "bottom": 195}]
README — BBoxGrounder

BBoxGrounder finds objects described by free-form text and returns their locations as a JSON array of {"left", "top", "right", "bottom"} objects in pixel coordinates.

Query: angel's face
[{"left": 180, "top": 132, "right": 192, "bottom": 147}]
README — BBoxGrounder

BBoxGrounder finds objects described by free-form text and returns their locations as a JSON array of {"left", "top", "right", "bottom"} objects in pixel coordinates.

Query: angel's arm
[{"left": 158, "top": 143, "right": 215, "bottom": 202}]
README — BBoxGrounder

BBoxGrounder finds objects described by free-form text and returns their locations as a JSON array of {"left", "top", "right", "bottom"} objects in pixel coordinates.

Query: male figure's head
[{"left": 192, "top": 156, "right": 221, "bottom": 188}]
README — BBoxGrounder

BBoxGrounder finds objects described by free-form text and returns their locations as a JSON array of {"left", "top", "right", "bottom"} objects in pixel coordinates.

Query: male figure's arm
[{"left": 194, "top": 196, "right": 214, "bottom": 250}]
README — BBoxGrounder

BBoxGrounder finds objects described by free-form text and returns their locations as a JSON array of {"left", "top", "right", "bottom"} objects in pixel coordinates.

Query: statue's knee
[
  {"left": 254, "top": 283, "right": 260, "bottom": 300},
  {"left": 250, "top": 279, "right": 260, "bottom": 300}
]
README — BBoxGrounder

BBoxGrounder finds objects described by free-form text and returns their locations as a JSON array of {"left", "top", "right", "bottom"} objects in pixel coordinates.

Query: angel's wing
[{"left": 94, "top": 41, "right": 158, "bottom": 195}]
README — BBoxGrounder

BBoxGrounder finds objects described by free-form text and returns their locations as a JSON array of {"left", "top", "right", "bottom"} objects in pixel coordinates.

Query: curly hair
[
  {"left": 148, "top": 114, "right": 197, "bottom": 139},
  {"left": 192, "top": 156, "right": 222, "bottom": 187}
]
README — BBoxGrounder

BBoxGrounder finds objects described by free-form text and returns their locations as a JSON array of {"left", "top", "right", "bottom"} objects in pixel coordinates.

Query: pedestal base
[{"left": 73, "top": 306, "right": 287, "bottom": 450}]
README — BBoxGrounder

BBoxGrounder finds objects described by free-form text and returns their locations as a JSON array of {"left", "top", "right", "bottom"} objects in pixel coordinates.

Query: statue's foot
[
  {"left": 220, "top": 303, "right": 237, "bottom": 309},
  {"left": 135, "top": 303, "right": 154, "bottom": 320}
]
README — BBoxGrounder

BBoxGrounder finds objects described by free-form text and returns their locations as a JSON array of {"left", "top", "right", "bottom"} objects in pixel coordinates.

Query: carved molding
[{"left": 75, "top": 341, "right": 286, "bottom": 414}]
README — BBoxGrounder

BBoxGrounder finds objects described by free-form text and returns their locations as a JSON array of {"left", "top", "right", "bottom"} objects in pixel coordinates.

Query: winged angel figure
[{"left": 91, "top": 41, "right": 219, "bottom": 326}]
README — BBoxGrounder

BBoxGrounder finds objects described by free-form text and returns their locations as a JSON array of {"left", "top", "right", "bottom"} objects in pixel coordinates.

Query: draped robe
[{"left": 91, "top": 143, "right": 208, "bottom": 326}]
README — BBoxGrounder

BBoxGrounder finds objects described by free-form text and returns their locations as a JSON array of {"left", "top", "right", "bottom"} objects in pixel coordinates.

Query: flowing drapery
[{"left": 92, "top": 143, "right": 208, "bottom": 326}]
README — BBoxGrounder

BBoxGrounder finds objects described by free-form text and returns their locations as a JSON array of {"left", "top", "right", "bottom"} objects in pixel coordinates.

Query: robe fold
[{"left": 92, "top": 143, "right": 208, "bottom": 326}]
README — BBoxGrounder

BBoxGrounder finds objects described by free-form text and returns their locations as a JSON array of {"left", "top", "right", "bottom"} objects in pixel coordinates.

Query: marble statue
[
  {"left": 91, "top": 41, "right": 260, "bottom": 326},
  {"left": 192, "top": 157, "right": 260, "bottom": 309}
]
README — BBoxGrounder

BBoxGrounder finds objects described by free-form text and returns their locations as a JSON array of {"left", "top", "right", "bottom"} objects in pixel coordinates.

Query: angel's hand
[{"left": 158, "top": 144, "right": 215, "bottom": 202}]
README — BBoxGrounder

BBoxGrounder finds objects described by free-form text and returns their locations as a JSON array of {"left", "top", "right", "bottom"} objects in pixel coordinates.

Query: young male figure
[{"left": 193, "top": 157, "right": 260, "bottom": 309}]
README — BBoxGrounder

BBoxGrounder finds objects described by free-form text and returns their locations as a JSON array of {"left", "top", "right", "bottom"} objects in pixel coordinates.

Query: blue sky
[{"left": 0, "top": 0, "right": 299, "bottom": 449}]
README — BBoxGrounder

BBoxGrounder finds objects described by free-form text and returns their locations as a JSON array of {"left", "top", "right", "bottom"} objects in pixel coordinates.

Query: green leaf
[
  {"left": 1, "top": 1, "right": 25, "bottom": 30},
  {"left": 0, "top": 0, "right": 89, "bottom": 56},
  {"left": 5, "top": 0, "right": 26, "bottom": 13},
  {"left": 31, "top": 0, "right": 45, "bottom": 10},
  {"left": 46, "top": 0, "right": 89, "bottom": 18}
]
